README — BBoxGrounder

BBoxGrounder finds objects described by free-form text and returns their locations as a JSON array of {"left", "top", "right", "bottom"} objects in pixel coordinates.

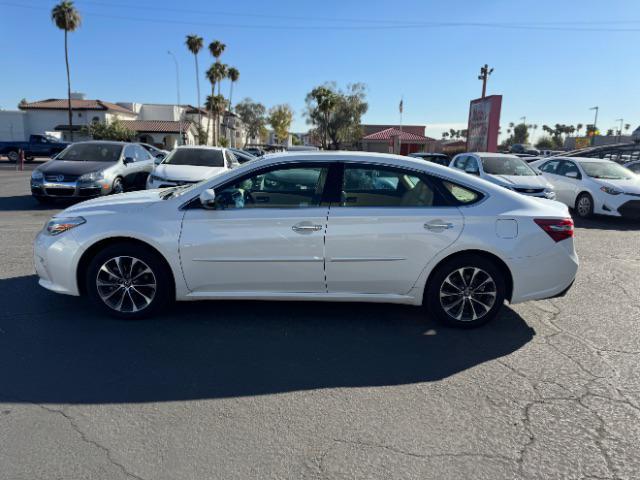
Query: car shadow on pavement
[
  {"left": 0, "top": 195, "right": 67, "bottom": 212},
  {"left": 0, "top": 275, "right": 535, "bottom": 405},
  {"left": 573, "top": 215, "right": 640, "bottom": 231}
]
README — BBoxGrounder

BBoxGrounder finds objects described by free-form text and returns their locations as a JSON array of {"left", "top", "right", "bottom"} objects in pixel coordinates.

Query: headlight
[
  {"left": 31, "top": 170, "right": 44, "bottom": 180},
  {"left": 600, "top": 186, "right": 623, "bottom": 195},
  {"left": 78, "top": 171, "right": 104, "bottom": 182},
  {"left": 44, "top": 216, "right": 86, "bottom": 236}
]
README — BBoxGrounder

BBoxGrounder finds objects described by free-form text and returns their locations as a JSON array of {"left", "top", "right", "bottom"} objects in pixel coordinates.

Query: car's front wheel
[
  {"left": 575, "top": 193, "right": 594, "bottom": 219},
  {"left": 85, "top": 243, "right": 172, "bottom": 319},
  {"left": 426, "top": 254, "right": 506, "bottom": 328},
  {"left": 111, "top": 177, "right": 124, "bottom": 195}
]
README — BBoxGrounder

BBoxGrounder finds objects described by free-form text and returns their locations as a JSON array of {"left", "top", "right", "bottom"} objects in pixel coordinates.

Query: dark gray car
[{"left": 30, "top": 141, "right": 155, "bottom": 203}]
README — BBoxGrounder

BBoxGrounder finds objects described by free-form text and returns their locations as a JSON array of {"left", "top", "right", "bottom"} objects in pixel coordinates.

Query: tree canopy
[
  {"left": 235, "top": 98, "right": 267, "bottom": 145},
  {"left": 268, "top": 104, "right": 294, "bottom": 144}
]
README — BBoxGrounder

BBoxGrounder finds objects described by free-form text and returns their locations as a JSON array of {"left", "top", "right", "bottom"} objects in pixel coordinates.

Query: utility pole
[
  {"left": 478, "top": 64, "right": 494, "bottom": 98},
  {"left": 168, "top": 50, "right": 183, "bottom": 146}
]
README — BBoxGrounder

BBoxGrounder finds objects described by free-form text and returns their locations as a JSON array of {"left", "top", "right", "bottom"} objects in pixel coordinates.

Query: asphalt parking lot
[{"left": 1, "top": 160, "right": 639, "bottom": 480}]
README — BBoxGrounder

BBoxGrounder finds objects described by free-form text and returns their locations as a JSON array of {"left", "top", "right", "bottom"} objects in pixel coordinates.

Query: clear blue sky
[{"left": 1, "top": 0, "right": 638, "bottom": 140}]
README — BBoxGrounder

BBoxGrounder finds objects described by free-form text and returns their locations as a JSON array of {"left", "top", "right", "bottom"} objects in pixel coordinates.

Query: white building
[{"left": 0, "top": 93, "right": 251, "bottom": 149}]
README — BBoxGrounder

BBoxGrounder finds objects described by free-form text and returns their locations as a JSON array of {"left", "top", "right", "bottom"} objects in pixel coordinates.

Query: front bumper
[
  {"left": 31, "top": 180, "right": 108, "bottom": 199},
  {"left": 146, "top": 176, "right": 198, "bottom": 189},
  {"left": 617, "top": 199, "right": 640, "bottom": 219},
  {"left": 34, "top": 229, "right": 82, "bottom": 296}
]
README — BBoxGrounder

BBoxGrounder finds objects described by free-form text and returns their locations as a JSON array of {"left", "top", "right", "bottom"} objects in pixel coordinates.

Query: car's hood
[
  {"left": 593, "top": 177, "right": 640, "bottom": 194},
  {"left": 485, "top": 174, "right": 550, "bottom": 189},
  {"left": 154, "top": 164, "right": 225, "bottom": 182},
  {"left": 37, "top": 159, "right": 114, "bottom": 175},
  {"left": 61, "top": 189, "right": 163, "bottom": 215}
]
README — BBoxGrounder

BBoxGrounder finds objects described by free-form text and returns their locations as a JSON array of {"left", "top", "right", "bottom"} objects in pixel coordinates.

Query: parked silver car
[{"left": 30, "top": 141, "right": 155, "bottom": 203}]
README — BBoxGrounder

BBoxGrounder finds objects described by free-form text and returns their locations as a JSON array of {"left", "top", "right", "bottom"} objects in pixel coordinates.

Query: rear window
[
  {"left": 164, "top": 148, "right": 225, "bottom": 167},
  {"left": 442, "top": 181, "right": 481, "bottom": 205}
]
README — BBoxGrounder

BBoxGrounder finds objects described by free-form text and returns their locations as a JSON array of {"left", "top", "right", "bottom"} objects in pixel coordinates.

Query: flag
[{"left": 399, "top": 99, "right": 403, "bottom": 114}]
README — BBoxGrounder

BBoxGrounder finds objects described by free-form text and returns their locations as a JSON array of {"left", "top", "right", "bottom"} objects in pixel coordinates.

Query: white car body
[
  {"left": 531, "top": 156, "right": 640, "bottom": 218},
  {"left": 450, "top": 152, "right": 556, "bottom": 199},
  {"left": 34, "top": 152, "right": 578, "bottom": 324},
  {"left": 146, "top": 146, "right": 235, "bottom": 189}
]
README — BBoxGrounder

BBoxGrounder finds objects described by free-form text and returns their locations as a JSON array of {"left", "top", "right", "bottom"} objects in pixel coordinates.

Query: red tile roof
[
  {"left": 362, "top": 127, "right": 433, "bottom": 143},
  {"left": 19, "top": 98, "right": 134, "bottom": 114},
  {"left": 119, "top": 120, "right": 193, "bottom": 133}
]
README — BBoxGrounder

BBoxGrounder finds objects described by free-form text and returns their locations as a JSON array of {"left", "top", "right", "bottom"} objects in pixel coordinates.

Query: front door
[
  {"left": 179, "top": 164, "right": 331, "bottom": 294},
  {"left": 325, "top": 164, "right": 463, "bottom": 295}
]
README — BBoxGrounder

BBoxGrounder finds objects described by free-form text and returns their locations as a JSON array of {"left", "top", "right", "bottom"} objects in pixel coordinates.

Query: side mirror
[
  {"left": 566, "top": 171, "right": 578, "bottom": 179},
  {"left": 123, "top": 156, "right": 134, "bottom": 165},
  {"left": 199, "top": 188, "right": 216, "bottom": 209}
]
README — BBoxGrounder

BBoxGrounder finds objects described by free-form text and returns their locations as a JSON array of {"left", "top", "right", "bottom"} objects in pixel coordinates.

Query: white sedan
[
  {"left": 531, "top": 157, "right": 640, "bottom": 219},
  {"left": 34, "top": 152, "right": 578, "bottom": 328},
  {"left": 450, "top": 152, "right": 556, "bottom": 200},
  {"left": 146, "top": 146, "right": 238, "bottom": 189}
]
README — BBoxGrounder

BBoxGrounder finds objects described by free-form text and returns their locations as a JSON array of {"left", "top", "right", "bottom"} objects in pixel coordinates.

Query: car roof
[
  {"left": 410, "top": 152, "right": 447, "bottom": 156},
  {"left": 467, "top": 152, "right": 520, "bottom": 158},
  {"left": 72, "top": 140, "right": 130, "bottom": 146},
  {"left": 174, "top": 145, "right": 225, "bottom": 151}
]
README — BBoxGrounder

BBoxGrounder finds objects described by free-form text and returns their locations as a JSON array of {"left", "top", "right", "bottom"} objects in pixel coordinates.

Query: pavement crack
[{"left": 35, "top": 404, "right": 145, "bottom": 480}]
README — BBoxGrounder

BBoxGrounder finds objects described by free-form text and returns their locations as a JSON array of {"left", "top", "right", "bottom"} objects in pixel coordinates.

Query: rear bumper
[{"left": 508, "top": 241, "right": 579, "bottom": 304}]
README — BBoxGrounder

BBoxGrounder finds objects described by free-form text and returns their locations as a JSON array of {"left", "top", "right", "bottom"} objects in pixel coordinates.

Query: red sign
[{"left": 467, "top": 95, "right": 502, "bottom": 152}]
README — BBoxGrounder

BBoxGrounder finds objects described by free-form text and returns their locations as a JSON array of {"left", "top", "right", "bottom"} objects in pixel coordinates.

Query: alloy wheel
[
  {"left": 439, "top": 267, "right": 497, "bottom": 322},
  {"left": 7, "top": 151, "right": 19, "bottom": 162},
  {"left": 113, "top": 179, "right": 124, "bottom": 194},
  {"left": 577, "top": 196, "right": 592, "bottom": 217},
  {"left": 96, "top": 256, "right": 157, "bottom": 313}
]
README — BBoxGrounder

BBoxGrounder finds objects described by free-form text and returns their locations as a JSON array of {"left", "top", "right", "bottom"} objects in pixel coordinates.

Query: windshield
[
  {"left": 57, "top": 143, "right": 122, "bottom": 162},
  {"left": 481, "top": 156, "right": 537, "bottom": 176},
  {"left": 163, "top": 148, "right": 225, "bottom": 167},
  {"left": 581, "top": 162, "right": 633, "bottom": 180}
]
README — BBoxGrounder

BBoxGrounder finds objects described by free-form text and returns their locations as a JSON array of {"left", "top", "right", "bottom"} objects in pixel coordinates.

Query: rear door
[{"left": 324, "top": 163, "right": 464, "bottom": 295}]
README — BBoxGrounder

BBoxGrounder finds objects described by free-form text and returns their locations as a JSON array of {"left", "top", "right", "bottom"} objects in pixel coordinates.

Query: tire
[
  {"left": 111, "top": 177, "right": 124, "bottom": 195},
  {"left": 7, "top": 150, "right": 19, "bottom": 163},
  {"left": 425, "top": 254, "right": 506, "bottom": 328},
  {"left": 574, "top": 193, "right": 593, "bottom": 219},
  {"left": 85, "top": 242, "right": 173, "bottom": 319}
]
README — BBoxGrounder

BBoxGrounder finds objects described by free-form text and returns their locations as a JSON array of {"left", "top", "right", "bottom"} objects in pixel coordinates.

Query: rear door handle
[
  {"left": 292, "top": 222, "right": 323, "bottom": 234},
  {"left": 424, "top": 221, "right": 454, "bottom": 231}
]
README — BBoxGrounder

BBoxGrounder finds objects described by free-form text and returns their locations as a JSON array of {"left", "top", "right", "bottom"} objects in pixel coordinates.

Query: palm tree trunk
[
  {"left": 64, "top": 29, "right": 73, "bottom": 141},
  {"left": 194, "top": 55, "right": 202, "bottom": 142},
  {"left": 228, "top": 82, "right": 234, "bottom": 113}
]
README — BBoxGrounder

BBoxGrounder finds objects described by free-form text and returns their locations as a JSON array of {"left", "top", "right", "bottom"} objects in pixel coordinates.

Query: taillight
[{"left": 534, "top": 218, "right": 574, "bottom": 242}]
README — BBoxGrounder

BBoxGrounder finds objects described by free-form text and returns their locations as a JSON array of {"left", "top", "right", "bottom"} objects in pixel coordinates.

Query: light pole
[
  {"left": 168, "top": 50, "right": 183, "bottom": 146},
  {"left": 589, "top": 106, "right": 599, "bottom": 146},
  {"left": 615, "top": 118, "right": 623, "bottom": 141}
]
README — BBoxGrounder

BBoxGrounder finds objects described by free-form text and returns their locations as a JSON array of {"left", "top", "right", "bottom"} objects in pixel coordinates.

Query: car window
[
  {"left": 340, "top": 165, "right": 440, "bottom": 207},
  {"left": 453, "top": 156, "right": 467, "bottom": 169},
  {"left": 123, "top": 145, "right": 136, "bottom": 160},
  {"left": 557, "top": 161, "right": 581, "bottom": 179},
  {"left": 442, "top": 181, "right": 481, "bottom": 204},
  {"left": 581, "top": 161, "right": 633, "bottom": 180},
  {"left": 465, "top": 157, "right": 480, "bottom": 174},
  {"left": 627, "top": 162, "right": 640, "bottom": 173},
  {"left": 135, "top": 145, "right": 152, "bottom": 161},
  {"left": 164, "top": 148, "right": 225, "bottom": 167},
  {"left": 214, "top": 166, "right": 329, "bottom": 209},
  {"left": 481, "top": 156, "right": 536, "bottom": 176},
  {"left": 540, "top": 160, "right": 560, "bottom": 174},
  {"left": 57, "top": 143, "right": 123, "bottom": 162},
  {"left": 225, "top": 151, "right": 240, "bottom": 168}
]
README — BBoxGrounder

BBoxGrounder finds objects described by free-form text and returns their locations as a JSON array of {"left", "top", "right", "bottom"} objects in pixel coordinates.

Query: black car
[
  {"left": 408, "top": 152, "right": 451, "bottom": 166},
  {"left": 510, "top": 144, "right": 540, "bottom": 156}
]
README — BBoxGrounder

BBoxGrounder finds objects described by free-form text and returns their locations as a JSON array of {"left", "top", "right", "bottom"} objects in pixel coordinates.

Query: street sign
[{"left": 467, "top": 95, "right": 502, "bottom": 152}]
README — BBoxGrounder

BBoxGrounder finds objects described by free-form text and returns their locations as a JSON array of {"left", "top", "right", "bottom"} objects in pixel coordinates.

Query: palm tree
[
  {"left": 624, "top": 123, "right": 631, "bottom": 133},
  {"left": 185, "top": 34, "right": 204, "bottom": 138},
  {"left": 576, "top": 123, "right": 583, "bottom": 136},
  {"left": 227, "top": 67, "right": 239, "bottom": 112},
  {"left": 206, "top": 94, "right": 227, "bottom": 146},
  {"left": 209, "top": 40, "right": 226, "bottom": 62},
  {"left": 51, "top": 1, "right": 81, "bottom": 141}
]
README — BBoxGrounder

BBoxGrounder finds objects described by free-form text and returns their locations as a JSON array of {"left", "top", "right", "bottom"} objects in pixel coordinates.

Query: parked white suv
[{"left": 450, "top": 152, "right": 556, "bottom": 199}]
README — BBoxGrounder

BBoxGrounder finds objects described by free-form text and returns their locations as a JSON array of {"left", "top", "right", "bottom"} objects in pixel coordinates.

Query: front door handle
[
  {"left": 424, "top": 221, "right": 454, "bottom": 231},
  {"left": 292, "top": 222, "right": 323, "bottom": 234}
]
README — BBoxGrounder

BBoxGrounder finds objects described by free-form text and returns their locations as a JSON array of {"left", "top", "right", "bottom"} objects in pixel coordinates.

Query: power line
[{"left": 3, "top": 1, "right": 640, "bottom": 32}]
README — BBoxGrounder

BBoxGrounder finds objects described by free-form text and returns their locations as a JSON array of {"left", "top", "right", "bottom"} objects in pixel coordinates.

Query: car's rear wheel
[
  {"left": 426, "top": 254, "right": 506, "bottom": 328},
  {"left": 85, "top": 243, "right": 172, "bottom": 319},
  {"left": 575, "top": 193, "right": 593, "bottom": 218}
]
